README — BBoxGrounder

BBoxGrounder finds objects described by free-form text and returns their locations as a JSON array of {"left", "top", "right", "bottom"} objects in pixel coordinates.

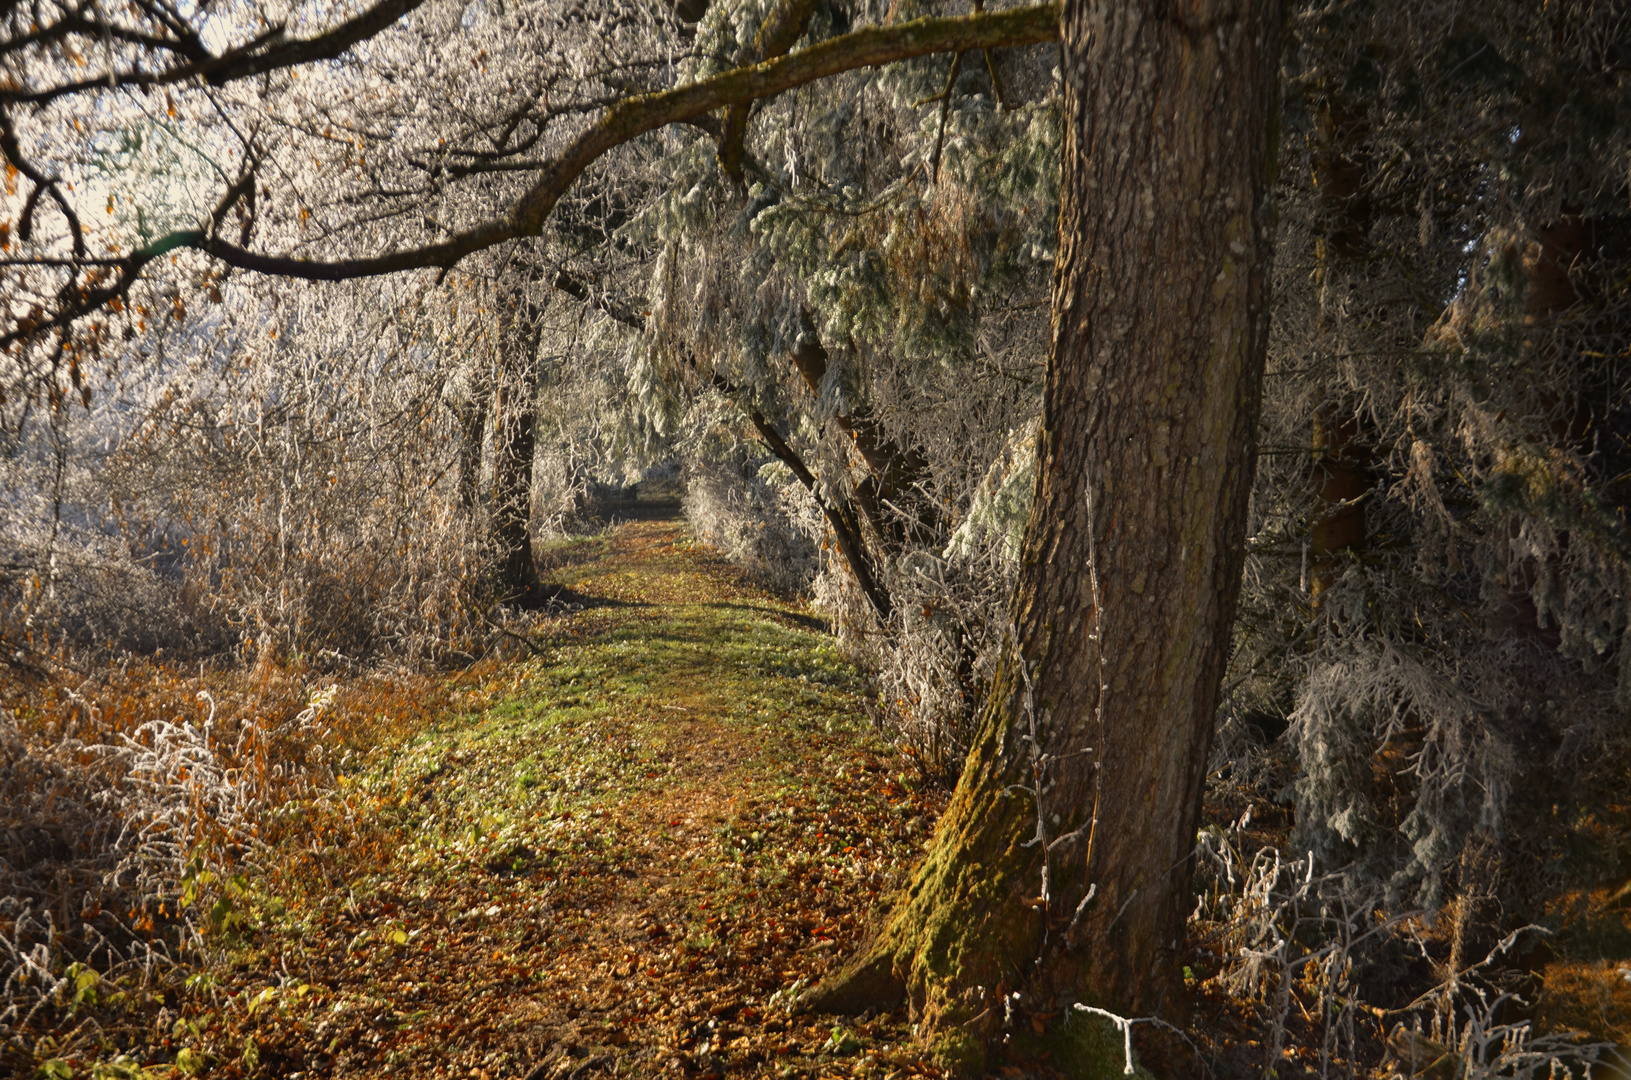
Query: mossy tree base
[
  {"left": 802, "top": 0, "right": 1285, "bottom": 1074},
  {"left": 800, "top": 660, "right": 1091, "bottom": 1077}
]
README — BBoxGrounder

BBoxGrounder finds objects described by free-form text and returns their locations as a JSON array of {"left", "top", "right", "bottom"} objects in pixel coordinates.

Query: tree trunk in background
[
  {"left": 457, "top": 370, "right": 490, "bottom": 515},
  {"left": 787, "top": 313, "right": 943, "bottom": 555},
  {"left": 1308, "top": 101, "right": 1375, "bottom": 603},
  {"left": 804, "top": 0, "right": 1283, "bottom": 1074},
  {"left": 1481, "top": 219, "right": 1599, "bottom": 645},
  {"left": 736, "top": 393, "right": 897, "bottom": 621},
  {"left": 492, "top": 291, "right": 542, "bottom": 599},
  {"left": 1310, "top": 406, "right": 1369, "bottom": 594},
  {"left": 1458, "top": 218, "right": 1631, "bottom": 981}
]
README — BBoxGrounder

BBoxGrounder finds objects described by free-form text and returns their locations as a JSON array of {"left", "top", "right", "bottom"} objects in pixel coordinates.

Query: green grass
[
  {"left": 85, "top": 522, "right": 951, "bottom": 1080},
  {"left": 373, "top": 594, "right": 873, "bottom": 849}
]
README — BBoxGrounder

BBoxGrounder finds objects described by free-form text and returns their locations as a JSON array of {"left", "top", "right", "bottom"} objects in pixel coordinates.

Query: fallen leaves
[{"left": 130, "top": 521, "right": 949, "bottom": 1079}]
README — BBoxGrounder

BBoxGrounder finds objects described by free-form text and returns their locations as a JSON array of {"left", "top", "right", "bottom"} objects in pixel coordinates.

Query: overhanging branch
[
  {"left": 3, "top": 3, "right": 1056, "bottom": 352},
  {"left": 53, "top": 5, "right": 1056, "bottom": 284},
  {"left": 0, "top": 0, "right": 434, "bottom": 106}
]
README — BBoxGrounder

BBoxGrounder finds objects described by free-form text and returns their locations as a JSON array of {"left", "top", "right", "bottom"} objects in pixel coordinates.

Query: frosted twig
[{"left": 1073, "top": 1004, "right": 1137, "bottom": 1075}]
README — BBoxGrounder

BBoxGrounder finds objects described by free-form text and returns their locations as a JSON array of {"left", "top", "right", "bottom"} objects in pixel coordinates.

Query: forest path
[{"left": 193, "top": 520, "right": 949, "bottom": 1080}]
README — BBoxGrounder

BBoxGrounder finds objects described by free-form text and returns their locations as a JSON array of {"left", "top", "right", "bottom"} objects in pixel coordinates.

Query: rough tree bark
[
  {"left": 491, "top": 289, "right": 543, "bottom": 599},
  {"left": 804, "top": 0, "right": 1283, "bottom": 1073},
  {"left": 1307, "top": 99, "right": 1375, "bottom": 604}
]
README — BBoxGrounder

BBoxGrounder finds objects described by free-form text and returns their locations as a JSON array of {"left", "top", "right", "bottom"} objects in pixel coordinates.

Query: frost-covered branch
[
  {"left": 0, "top": 0, "right": 435, "bottom": 106},
  {"left": 0, "top": 2, "right": 1059, "bottom": 356}
]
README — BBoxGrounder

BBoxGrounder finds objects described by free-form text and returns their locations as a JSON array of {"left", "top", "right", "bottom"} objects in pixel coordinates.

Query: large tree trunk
[{"left": 804, "top": 0, "right": 1283, "bottom": 1073}]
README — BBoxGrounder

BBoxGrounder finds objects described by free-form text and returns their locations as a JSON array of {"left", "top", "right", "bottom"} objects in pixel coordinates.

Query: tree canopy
[{"left": 4, "top": 0, "right": 1631, "bottom": 1074}]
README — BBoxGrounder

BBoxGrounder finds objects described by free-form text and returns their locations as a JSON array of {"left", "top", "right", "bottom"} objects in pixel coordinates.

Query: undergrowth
[
  {"left": 1, "top": 521, "right": 951, "bottom": 1079},
  {"left": 4, "top": 519, "right": 1630, "bottom": 1080},
  {"left": 0, "top": 646, "right": 458, "bottom": 1076}
]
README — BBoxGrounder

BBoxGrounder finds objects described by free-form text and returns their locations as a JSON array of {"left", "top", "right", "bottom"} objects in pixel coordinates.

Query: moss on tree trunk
[{"left": 803, "top": 0, "right": 1284, "bottom": 1073}]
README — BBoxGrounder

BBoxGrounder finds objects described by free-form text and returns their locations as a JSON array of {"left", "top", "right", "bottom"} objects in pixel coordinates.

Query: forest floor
[
  {"left": 14, "top": 515, "right": 1631, "bottom": 1080},
  {"left": 130, "top": 518, "right": 959, "bottom": 1080}
]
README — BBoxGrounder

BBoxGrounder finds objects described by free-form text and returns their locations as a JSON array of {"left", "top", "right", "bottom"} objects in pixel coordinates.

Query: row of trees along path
[{"left": 1, "top": 0, "right": 1288, "bottom": 1073}]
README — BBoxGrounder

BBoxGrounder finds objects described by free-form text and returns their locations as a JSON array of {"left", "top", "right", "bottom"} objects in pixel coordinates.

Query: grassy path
[{"left": 183, "top": 521, "right": 947, "bottom": 1080}]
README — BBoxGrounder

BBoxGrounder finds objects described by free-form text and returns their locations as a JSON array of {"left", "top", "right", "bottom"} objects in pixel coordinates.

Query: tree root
[{"left": 796, "top": 943, "right": 905, "bottom": 1016}]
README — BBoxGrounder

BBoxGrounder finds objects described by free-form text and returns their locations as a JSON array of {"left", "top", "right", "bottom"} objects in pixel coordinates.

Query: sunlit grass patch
[{"left": 3, "top": 520, "right": 951, "bottom": 1079}]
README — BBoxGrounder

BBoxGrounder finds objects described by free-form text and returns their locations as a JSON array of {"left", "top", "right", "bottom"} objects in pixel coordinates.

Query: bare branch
[
  {"left": 0, "top": 0, "right": 433, "bottom": 106},
  {"left": 1, "top": 3, "right": 1057, "bottom": 352},
  {"left": 549, "top": 270, "right": 645, "bottom": 330},
  {"left": 200, "top": 3, "right": 1055, "bottom": 276},
  {"left": 0, "top": 107, "right": 84, "bottom": 257}
]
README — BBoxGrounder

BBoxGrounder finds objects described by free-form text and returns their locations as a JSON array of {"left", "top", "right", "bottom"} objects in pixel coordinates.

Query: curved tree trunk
[
  {"left": 787, "top": 312, "right": 943, "bottom": 553},
  {"left": 804, "top": 0, "right": 1283, "bottom": 1073}
]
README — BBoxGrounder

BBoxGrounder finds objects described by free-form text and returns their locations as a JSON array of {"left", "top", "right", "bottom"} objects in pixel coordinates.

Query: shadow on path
[
  {"left": 706, "top": 601, "right": 830, "bottom": 634},
  {"left": 505, "top": 581, "right": 648, "bottom": 614}
]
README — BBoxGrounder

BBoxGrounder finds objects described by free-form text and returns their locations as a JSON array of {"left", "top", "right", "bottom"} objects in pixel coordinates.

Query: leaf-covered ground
[
  {"left": 162, "top": 520, "right": 952, "bottom": 1079},
  {"left": 26, "top": 516, "right": 1631, "bottom": 1080}
]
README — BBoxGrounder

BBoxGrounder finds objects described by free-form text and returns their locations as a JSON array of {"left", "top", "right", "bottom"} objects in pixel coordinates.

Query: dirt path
[{"left": 174, "top": 520, "right": 947, "bottom": 1080}]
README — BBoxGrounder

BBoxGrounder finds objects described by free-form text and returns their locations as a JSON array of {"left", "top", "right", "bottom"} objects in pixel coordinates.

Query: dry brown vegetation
[
  {"left": 4, "top": 518, "right": 1631, "bottom": 1080},
  {"left": 0, "top": 639, "right": 460, "bottom": 1075},
  {"left": 0, "top": 521, "right": 959, "bottom": 1079}
]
